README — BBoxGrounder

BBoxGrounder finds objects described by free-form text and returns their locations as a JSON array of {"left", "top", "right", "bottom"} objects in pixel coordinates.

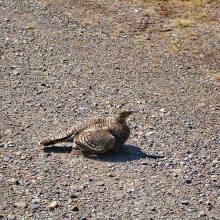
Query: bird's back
[{"left": 40, "top": 117, "right": 112, "bottom": 146}]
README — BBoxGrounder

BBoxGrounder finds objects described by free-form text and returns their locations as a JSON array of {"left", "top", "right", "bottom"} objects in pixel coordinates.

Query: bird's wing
[
  {"left": 75, "top": 129, "right": 115, "bottom": 153},
  {"left": 40, "top": 120, "right": 92, "bottom": 146}
]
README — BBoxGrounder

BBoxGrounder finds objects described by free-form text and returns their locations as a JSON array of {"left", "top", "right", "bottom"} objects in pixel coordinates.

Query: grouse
[{"left": 40, "top": 110, "right": 133, "bottom": 156}]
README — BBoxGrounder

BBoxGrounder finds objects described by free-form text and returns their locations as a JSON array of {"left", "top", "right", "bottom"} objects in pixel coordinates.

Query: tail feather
[
  {"left": 40, "top": 132, "right": 76, "bottom": 146},
  {"left": 40, "top": 138, "right": 58, "bottom": 146}
]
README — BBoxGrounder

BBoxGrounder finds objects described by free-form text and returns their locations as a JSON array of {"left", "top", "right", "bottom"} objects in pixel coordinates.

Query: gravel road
[{"left": 0, "top": 0, "right": 219, "bottom": 219}]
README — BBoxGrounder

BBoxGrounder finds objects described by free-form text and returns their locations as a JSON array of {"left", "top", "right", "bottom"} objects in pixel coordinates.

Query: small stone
[
  {"left": 70, "top": 194, "right": 78, "bottom": 199},
  {"left": 10, "top": 178, "right": 19, "bottom": 185},
  {"left": 71, "top": 206, "right": 79, "bottom": 211},
  {"left": 141, "top": 162, "right": 148, "bottom": 165},
  {"left": 14, "top": 201, "right": 26, "bottom": 208},
  {"left": 127, "top": 189, "right": 135, "bottom": 193},
  {"left": 186, "top": 179, "right": 192, "bottom": 184},
  {"left": 181, "top": 200, "right": 189, "bottom": 205},
  {"left": 4, "top": 157, "right": 10, "bottom": 162},
  {"left": 198, "top": 211, "right": 206, "bottom": 217},
  {"left": 21, "top": 155, "right": 26, "bottom": 160},
  {"left": 180, "top": 161, "right": 186, "bottom": 165},
  {"left": 31, "top": 204, "right": 40, "bottom": 210},
  {"left": 0, "top": 177, "right": 5, "bottom": 183},
  {"left": 97, "top": 182, "right": 105, "bottom": 186},
  {"left": 40, "top": 82, "right": 46, "bottom": 86},
  {"left": 187, "top": 208, "right": 196, "bottom": 213},
  {"left": 8, "top": 214, "right": 16, "bottom": 220},
  {"left": 47, "top": 201, "right": 59, "bottom": 210},
  {"left": 188, "top": 154, "right": 193, "bottom": 159},
  {"left": 7, "top": 142, "right": 15, "bottom": 147},
  {"left": 206, "top": 201, "right": 211, "bottom": 205},
  {"left": 150, "top": 206, "right": 156, "bottom": 211},
  {"left": 145, "top": 131, "right": 154, "bottom": 136},
  {"left": 32, "top": 199, "right": 41, "bottom": 204},
  {"left": 165, "top": 162, "right": 170, "bottom": 167},
  {"left": 15, "top": 151, "right": 22, "bottom": 156},
  {"left": 107, "top": 173, "right": 114, "bottom": 177},
  {"left": 160, "top": 108, "right": 165, "bottom": 112},
  {"left": 71, "top": 184, "right": 80, "bottom": 190},
  {"left": 13, "top": 70, "right": 19, "bottom": 75},
  {"left": 0, "top": 143, "right": 4, "bottom": 148}
]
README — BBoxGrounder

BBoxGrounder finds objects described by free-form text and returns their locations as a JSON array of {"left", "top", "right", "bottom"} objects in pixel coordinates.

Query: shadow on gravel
[
  {"left": 42, "top": 145, "right": 164, "bottom": 162},
  {"left": 43, "top": 146, "right": 73, "bottom": 153},
  {"left": 89, "top": 145, "right": 165, "bottom": 162}
]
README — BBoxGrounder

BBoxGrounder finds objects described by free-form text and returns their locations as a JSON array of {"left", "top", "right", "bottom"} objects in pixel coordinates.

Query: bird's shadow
[{"left": 43, "top": 144, "right": 164, "bottom": 162}]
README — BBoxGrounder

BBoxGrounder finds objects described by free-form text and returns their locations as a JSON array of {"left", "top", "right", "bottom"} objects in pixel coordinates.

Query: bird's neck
[{"left": 114, "top": 117, "right": 126, "bottom": 124}]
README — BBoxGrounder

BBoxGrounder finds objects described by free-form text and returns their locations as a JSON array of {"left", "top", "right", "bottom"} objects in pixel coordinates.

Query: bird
[{"left": 40, "top": 110, "right": 133, "bottom": 156}]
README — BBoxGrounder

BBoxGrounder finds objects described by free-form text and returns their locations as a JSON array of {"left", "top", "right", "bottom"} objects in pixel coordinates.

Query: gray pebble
[
  {"left": 187, "top": 208, "right": 196, "bottom": 213},
  {"left": 150, "top": 206, "right": 156, "bottom": 211},
  {"left": 8, "top": 214, "right": 16, "bottom": 220},
  {"left": 6, "top": 142, "right": 15, "bottom": 147},
  {"left": 97, "top": 182, "right": 105, "bottom": 186},
  {"left": 13, "top": 70, "right": 19, "bottom": 75},
  {"left": 0, "top": 177, "right": 4, "bottom": 183},
  {"left": 145, "top": 131, "right": 154, "bottom": 136},
  {"left": 31, "top": 204, "right": 40, "bottom": 210},
  {"left": 165, "top": 162, "right": 170, "bottom": 167},
  {"left": 181, "top": 200, "right": 189, "bottom": 205},
  {"left": 4, "top": 157, "right": 10, "bottom": 162},
  {"left": 198, "top": 210, "right": 206, "bottom": 217}
]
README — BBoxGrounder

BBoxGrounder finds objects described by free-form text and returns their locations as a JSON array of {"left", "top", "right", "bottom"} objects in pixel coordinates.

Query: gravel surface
[{"left": 0, "top": 0, "right": 219, "bottom": 219}]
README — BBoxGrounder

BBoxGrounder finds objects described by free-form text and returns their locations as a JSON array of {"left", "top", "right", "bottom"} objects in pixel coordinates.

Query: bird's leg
[{"left": 71, "top": 143, "right": 83, "bottom": 155}]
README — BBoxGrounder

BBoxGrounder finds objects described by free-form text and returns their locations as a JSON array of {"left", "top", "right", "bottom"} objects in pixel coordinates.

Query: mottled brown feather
[{"left": 40, "top": 110, "right": 133, "bottom": 154}]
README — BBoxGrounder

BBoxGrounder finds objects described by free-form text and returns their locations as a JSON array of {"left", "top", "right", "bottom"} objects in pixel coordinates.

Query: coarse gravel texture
[{"left": 0, "top": 0, "right": 220, "bottom": 219}]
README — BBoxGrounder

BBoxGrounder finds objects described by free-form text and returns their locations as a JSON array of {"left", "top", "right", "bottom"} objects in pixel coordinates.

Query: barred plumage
[{"left": 40, "top": 110, "right": 133, "bottom": 155}]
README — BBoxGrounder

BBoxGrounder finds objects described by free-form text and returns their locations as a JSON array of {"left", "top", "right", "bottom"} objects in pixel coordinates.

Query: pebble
[
  {"left": 70, "top": 193, "right": 78, "bottom": 198},
  {"left": 97, "top": 182, "right": 105, "bottom": 186},
  {"left": 0, "top": 177, "right": 5, "bottom": 183},
  {"left": 206, "top": 200, "right": 211, "bottom": 205},
  {"left": 185, "top": 179, "right": 192, "bottom": 184},
  {"left": 188, "top": 154, "right": 193, "bottom": 159},
  {"left": 107, "top": 173, "right": 115, "bottom": 177},
  {"left": 187, "top": 208, "right": 196, "bottom": 213},
  {"left": 15, "top": 151, "right": 22, "bottom": 156},
  {"left": 145, "top": 131, "right": 154, "bottom": 136},
  {"left": 31, "top": 204, "right": 40, "bottom": 210},
  {"left": 71, "top": 184, "right": 80, "bottom": 190},
  {"left": 198, "top": 211, "right": 206, "bottom": 217},
  {"left": 165, "top": 162, "right": 170, "bottom": 167},
  {"left": 71, "top": 206, "right": 79, "bottom": 211},
  {"left": 0, "top": 143, "right": 4, "bottom": 147},
  {"left": 8, "top": 214, "right": 16, "bottom": 220},
  {"left": 47, "top": 201, "right": 59, "bottom": 210},
  {"left": 181, "top": 200, "right": 189, "bottom": 205},
  {"left": 4, "top": 157, "right": 10, "bottom": 162},
  {"left": 6, "top": 142, "right": 15, "bottom": 147},
  {"left": 10, "top": 178, "right": 19, "bottom": 185},
  {"left": 150, "top": 206, "right": 156, "bottom": 211},
  {"left": 14, "top": 201, "right": 26, "bottom": 208},
  {"left": 13, "top": 70, "right": 19, "bottom": 75}
]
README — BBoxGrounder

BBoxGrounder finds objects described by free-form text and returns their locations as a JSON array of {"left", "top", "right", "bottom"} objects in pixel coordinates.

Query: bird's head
[{"left": 115, "top": 110, "right": 134, "bottom": 121}]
